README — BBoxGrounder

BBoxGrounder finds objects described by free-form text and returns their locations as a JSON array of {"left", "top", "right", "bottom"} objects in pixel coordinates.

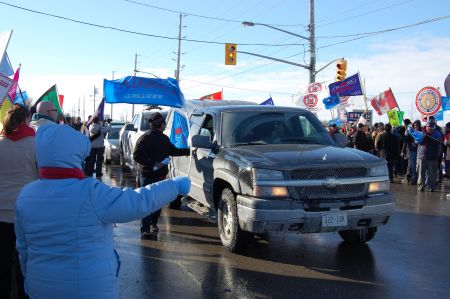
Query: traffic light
[
  {"left": 335, "top": 58, "right": 347, "bottom": 81},
  {"left": 225, "top": 43, "right": 237, "bottom": 65}
]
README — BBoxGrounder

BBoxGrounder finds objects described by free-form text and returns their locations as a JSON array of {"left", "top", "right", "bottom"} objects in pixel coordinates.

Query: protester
[
  {"left": 353, "top": 123, "right": 371, "bottom": 152},
  {"left": 403, "top": 120, "right": 421, "bottom": 185},
  {"left": 73, "top": 116, "right": 82, "bottom": 132},
  {"left": 14, "top": 124, "right": 190, "bottom": 299},
  {"left": 444, "top": 122, "right": 450, "bottom": 177},
  {"left": 376, "top": 123, "right": 400, "bottom": 183},
  {"left": 84, "top": 116, "right": 110, "bottom": 178},
  {"left": 29, "top": 101, "right": 58, "bottom": 130},
  {"left": 0, "top": 104, "right": 38, "bottom": 299},
  {"left": 417, "top": 120, "right": 443, "bottom": 192},
  {"left": 133, "top": 112, "right": 191, "bottom": 239}
]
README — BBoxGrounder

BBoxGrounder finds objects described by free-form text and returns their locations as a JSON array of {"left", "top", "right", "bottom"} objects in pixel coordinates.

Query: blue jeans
[
  {"left": 409, "top": 151, "right": 418, "bottom": 182},
  {"left": 140, "top": 173, "right": 162, "bottom": 233}
]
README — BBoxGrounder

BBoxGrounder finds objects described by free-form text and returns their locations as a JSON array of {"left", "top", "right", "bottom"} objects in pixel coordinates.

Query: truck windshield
[{"left": 222, "top": 111, "right": 334, "bottom": 147}]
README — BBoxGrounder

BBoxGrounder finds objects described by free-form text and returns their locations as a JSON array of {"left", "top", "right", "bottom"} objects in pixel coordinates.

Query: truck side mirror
[
  {"left": 191, "top": 134, "right": 215, "bottom": 149},
  {"left": 124, "top": 123, "right": 137, "bottom": 132},
  {"left": 333, "top": 133, "right": 348, "bottom": 147}
]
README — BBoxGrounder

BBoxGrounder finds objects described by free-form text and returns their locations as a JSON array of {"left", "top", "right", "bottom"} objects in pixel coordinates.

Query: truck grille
[
  {"left": 289, "top": 167, "right": 367, "bottom": 179},
  {"left": 288, "top": 168, "right": 368, "bottom": 200}
]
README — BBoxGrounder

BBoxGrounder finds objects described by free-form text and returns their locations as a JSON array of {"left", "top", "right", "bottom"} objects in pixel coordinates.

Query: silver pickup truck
[{"left": 165, "top": 100, "right": 395, "bottom": 252}]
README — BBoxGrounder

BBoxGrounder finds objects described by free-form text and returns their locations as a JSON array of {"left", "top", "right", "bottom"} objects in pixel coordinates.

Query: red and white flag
[
  {"left": 200, "top": 90, "right": 222, "bottom": 100},
  {"left": 370, "top": 88, "right": 397, "bottom": 116}
]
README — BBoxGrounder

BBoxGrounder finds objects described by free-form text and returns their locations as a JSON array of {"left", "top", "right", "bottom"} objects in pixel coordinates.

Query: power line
[
  {"left": 317, "top": 13, "right": 450, "bottom": 39},
  {"left": 181, "top": 77, "right": 295, "bottom": 95},
  {"left": 122, "top": 0, "right": 303, "bottom": 27},
  {"left": 0, "top": 1, "right": 300, "bottom": 47}
]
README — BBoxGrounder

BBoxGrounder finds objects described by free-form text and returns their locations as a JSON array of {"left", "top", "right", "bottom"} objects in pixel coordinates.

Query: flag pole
[{"left": 362, "top": 75, "right": 369, "bottom": 115}]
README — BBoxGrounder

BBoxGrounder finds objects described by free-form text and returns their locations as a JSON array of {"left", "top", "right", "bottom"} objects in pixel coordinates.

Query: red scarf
[
  {"left": 3, "top": 123, "right": 35, "bottom": 141},
  {"left": 39, "top": 167, "right": 85, "bottom": 179}
]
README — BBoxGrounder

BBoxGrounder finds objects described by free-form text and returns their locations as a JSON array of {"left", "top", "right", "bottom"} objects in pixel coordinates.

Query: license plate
[{"left": 322, "top": 212, "right": 347, "bottom": 227}]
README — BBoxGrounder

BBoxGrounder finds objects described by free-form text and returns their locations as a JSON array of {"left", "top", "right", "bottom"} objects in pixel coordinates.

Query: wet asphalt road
[{"left": 101, "top": 164, "right": 450, "bottom": 299}]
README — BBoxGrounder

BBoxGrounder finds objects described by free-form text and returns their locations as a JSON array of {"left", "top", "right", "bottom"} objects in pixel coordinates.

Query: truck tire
[
  {"left": 120, "top": 150, "right": 128, "bottom": 172},
  {"left": 169, "top": 195, "right": 183, "bottom": 210},
  {"left": 338, "top": 227, "right": 377, "bottom": 244},
  {"left": 218, "top": 188, "right": 249, "bottom": 252}
]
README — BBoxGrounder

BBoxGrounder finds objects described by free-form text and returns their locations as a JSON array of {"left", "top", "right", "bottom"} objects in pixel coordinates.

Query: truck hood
[{"left": 224, "top": 144, "right": 382, "bottom": 169}]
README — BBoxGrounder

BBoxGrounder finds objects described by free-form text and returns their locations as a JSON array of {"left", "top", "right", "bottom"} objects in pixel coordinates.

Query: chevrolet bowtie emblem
[{"left": 324, "top": 177, "right": 338, "bottom": 188}]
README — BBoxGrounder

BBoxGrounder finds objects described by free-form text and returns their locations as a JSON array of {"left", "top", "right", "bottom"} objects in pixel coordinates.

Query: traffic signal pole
[{"left": 309, "top": 0, "right": 316, "bottom": 83}]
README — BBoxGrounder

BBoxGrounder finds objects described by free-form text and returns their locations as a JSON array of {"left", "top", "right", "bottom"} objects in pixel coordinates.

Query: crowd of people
[
  {"left": 328, "top": 116, "right": 448, "bottom": 192},
  {"left": 0, "top": 102, "right": 190, "bottom": 299}
]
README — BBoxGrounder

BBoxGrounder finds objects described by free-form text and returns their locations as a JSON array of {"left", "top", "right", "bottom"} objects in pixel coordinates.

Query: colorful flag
[
  {"left": 200, "top": 91, "right": 222, "bottom": 100},
  {"left": 59, "top": 94, "right": 64, "bottom": 108},
  {"left": 387, "top": 110, "right": 405, "bottom": 126},
  {"left": 323, "top": 94, "right": 340, "bottom": 109},
  {"left": 328, "top": 73, "right": 364, "bottom": 97},
  {"left": 0, "top": 96, "right": 13, "bottom": 132},
  {"left": 408, "top": 126, "right": 423, "bottom": 144},
  {"left": 445, "top": 73, "right": 450, "bottom": 97},
  {"left": 370, "top": 88, "right": 398, "bottom": 116},
  {"left": 294, "top": 81, "right": 329, "bottom": 111},
  {"left": 32, "top": 85, "right": 63, "bottom": 115},
  {"left": 170, "top": 111, "right": 189, "bottom": 149},
  {"left": 442, "top": 96, "right": 450, "bottom": 111},
  {"left": 434, "top": 110, "right": 444, "bottom": 121},
  {"left": 0, "top": 72, "right": 14, "bottom": 104},
  {"left": 8, "top": 66, "right": 20, "bottom": 101},
  {"left": 0, "top": 30, "right": 13, "bottom": 76},
  {"left": 260, "top": 97, "right": 274, "bottom": 105},
  {"left": 104, "top": 76, "right": 185, "bottom": 108}
]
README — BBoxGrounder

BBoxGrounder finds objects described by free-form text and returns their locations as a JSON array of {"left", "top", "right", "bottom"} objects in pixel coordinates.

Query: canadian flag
[{"left": 370, "top": 88, "right": 397, "bottom": 116}]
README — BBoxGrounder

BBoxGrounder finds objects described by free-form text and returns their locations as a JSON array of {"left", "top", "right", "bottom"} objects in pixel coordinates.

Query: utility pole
[
  {"left": 93, "top": 85, "right": 96, "bottom": 114},
  {"left": 83, "top": 96, "right": 85, "bottom": 121},
  {"left": 132, "top": 54, "right": 138, "bottom": 118},
  {"left": 111, "top": 70, "right": 115, "bottom": 120},
  {"left": 175, "top": 13, "right": 182, "bottom": 82},
  {"left": 309, "top": 0, "right": 316, "bottom": 83}
]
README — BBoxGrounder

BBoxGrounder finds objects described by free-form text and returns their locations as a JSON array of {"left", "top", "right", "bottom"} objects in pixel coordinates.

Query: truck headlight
[
  {"left": 370, "top": 165, "right": 388, "bottom": 177},
  {"left": 253, "top": 168, "right": 284, "bottom": 181},
  {"left": 368, "top": 181, "right": 390, "bottom": 193},
  {"left": 253, "top": 186, "right": 289, "bottom": 198}
]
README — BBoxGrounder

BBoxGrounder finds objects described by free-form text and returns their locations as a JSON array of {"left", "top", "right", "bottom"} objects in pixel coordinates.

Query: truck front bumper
[{"left": 236, "top": 193, "right": 395, "bottom": 234}]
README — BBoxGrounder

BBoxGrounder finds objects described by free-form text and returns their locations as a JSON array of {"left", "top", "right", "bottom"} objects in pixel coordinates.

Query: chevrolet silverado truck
[{"left": 165, "top": 100, "right": 395, "bottom": 252}]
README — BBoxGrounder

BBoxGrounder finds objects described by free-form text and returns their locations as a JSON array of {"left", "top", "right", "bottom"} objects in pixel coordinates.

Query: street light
[
  {"left": 242, "top": 21, "right": 316, "bottom": 83},
  {"left": 242, "top": 21, "right": 309, "bottom": 41}
]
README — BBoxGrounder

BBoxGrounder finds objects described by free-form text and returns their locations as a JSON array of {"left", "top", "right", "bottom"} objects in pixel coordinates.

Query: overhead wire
[{"left": 0, "top": 1, "right": 300, "bottom": 47}]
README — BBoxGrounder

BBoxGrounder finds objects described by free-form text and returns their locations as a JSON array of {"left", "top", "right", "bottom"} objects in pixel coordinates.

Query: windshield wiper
[
  {"left": 228, "top": 141, "right": 267, "bottom": 146},
  {"left": 280, "top": 137, "right": 328, "bottom": 145}
]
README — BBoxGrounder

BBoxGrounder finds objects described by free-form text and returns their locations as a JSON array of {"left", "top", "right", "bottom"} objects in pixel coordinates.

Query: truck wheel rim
[{"left": 222, "top": 202, "right": 232, "bottom": 238}]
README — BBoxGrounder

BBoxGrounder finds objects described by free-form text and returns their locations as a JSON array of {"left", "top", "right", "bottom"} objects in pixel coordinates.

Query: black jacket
[
  {"left": 133, "top": 130, "right": 190, "bottom": 179},
  {"left": 376, "top": 131, "right": 400, "bottom": 161},
  {"left": 353, "top": 130, "right": 372, "bottom": 152}
]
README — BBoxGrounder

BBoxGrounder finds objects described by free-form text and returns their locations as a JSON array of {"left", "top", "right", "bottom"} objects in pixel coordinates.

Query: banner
[
  {"left": 0, "top": 30, "right": 13, "bottom": 76},
  {"left": 0, "top": 73, "right": 14, "bottom": 104},
  {"left": 442, "top": 96, "right": 450, "bottom": 111},
  {"left": 293, "top": 81, "right": 329, "bottom": 111},
  {"left": 104, "top": 76, "right": 185, "bottom": 108},
  {"left": 200, "top": 91, "right": 222, "bottom": 100},
  {"left": 328, "top": 73, "right": 363, "bottom": 97},
  {"left": 323, "top": 94, "right": 340, "bottom": 109},
  {"left": 387, "top": 110, "right": 405, "bottom": 126},
  {"left": 434, "top": 110, "right": 444, "bottom": 121},
  {"left": 260, "top": 97, "right": 274, "bottom": 105},
  {"left": 8, "top": 66, "right": 20, "bottom": 101},
  {"left": 445, "top": 73, "right": 450, "bottom": 97},
  {"left": 0, "top": 96, "right": 13, "bottom": 132},
  {"left": 370, "top": 88, "right": 398, "bottom": 115},
  {"left": 346, "top": 110, "right": 372, "bottom": 123},
  {"left": 170, "top": 111, "right": 189, "bottom": 149}
]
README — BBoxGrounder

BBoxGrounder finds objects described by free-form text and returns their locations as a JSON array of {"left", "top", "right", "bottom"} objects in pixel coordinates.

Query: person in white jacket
[{"left": 15, "top": 123, "right": 190, "bottom": 299}]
